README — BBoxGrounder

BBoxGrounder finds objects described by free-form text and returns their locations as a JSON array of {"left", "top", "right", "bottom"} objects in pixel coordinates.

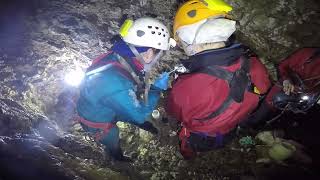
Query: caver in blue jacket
[{"left": 77, "top": 39, "right": 161, "bottom": 161}]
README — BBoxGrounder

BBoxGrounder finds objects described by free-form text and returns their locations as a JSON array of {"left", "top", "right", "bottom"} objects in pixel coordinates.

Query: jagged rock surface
[
  {"left": 0, "top": 0, "right": 319, "bottom": 179},
  {"left": 225, "top": 0, "right": 320, "bottom": 79}
]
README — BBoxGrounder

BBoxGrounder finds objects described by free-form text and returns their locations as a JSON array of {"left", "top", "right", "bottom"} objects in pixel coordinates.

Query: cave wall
[
  {"left": 225, "top": 0, "right": 320, "bottom": 79},
  {"left": 0, "top": 0, "right": 179, "bottom": 115},
  {"left": 0, "top": 0, "right": 319, "bottom": 120},
  {"left": 0, "top": 0, "right": 319, "bottom": 179}
]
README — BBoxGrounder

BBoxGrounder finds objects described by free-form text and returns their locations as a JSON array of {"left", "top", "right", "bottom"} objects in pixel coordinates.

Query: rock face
[
  {"left": 0, "top": 0, "right": 320, "bottom": 179},
  {"left": 225, "top": 0, "right": 320, "bottom": 79},
  {"left": 0, "top": 0, "right": 180, "bottom": 114},
  {"left": 0, "top": 135, "right": 128, "bottom": 180},
  {"left": 0, "top": 97, "right": 129, "bottom": 179},
  {"left": 1, "top": 0, "right": 319, "bottom": 112}
]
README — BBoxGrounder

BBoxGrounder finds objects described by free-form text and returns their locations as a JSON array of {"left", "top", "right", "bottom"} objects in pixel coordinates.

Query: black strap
[
  {"left": 195, "top": 95, "right": 234, "bottom": 121},
  {"left": 229, "top": 56, "right": 250, "bottom": 102},
  {"left": 195, "top": 56, "right": 251, "bottom": 121},
  {"left": 198, "top": 66, "right": 233, "bottom": 82},
  {"left": 306, "top": 48, "right": 320, "bottom": 63}
]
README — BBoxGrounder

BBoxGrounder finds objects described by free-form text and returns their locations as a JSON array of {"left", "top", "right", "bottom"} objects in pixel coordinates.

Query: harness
[
  {"left": 305, "top": 48, "right": 320, "bottom": 64},
  {"left": 195, "top": 55, "right": 259, "bottom": 121},
  {"left": 76, "top": 116, "right": 115, "bottom": 141},
  {"left": 86, "top": 52, "right": 144, "bottom": 87}
]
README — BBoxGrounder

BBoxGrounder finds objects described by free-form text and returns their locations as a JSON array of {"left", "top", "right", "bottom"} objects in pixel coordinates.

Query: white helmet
[{"left": 120, "top": 17, "right": 176, "bottom": 50}]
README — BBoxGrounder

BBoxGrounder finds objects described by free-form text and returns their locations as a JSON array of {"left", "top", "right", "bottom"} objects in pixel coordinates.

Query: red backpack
[{"left": 167, "top": 49, "right": 271, "bottom": 158}]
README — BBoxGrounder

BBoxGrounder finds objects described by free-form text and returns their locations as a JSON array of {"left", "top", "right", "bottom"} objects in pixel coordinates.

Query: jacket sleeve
[
  {"left": 104, "top": 88, "right": 160, "bottom": 124},
  {"left": 278, "top": 48, "right": 315, "bottom": 81}
]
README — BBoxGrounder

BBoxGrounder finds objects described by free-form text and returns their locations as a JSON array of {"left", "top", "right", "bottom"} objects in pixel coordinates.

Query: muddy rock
[
  {"left": 1, "top": 0, "right": 320, "bottom": 179},
  {"left": 0, "top": 135, "right": 128, "bottom": 180},
  {"left": 0, "top": 98, "right": 40, "bottom": 136},
  {"left": 225, "top": 0, "right": 320, "bottom": 79}
]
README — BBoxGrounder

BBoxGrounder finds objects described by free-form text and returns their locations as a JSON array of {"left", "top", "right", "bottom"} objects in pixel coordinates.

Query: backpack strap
[
  {"left": 229, "top": 56, "right": 250, "bottom": 102},
  {"left": 195, "top": 56, "right": 251, "bottom": 121},
  {"left": 306, "top": 48, "right": 320, "bottom": 64},
  {"left": 198, "top": 65, "right": 234, "bottom": 82},
  {"left": 116, "top": 54, "right": 143, "bottom": 87},
  {"left": 85, "top": 52, "right": 144, "bottom": 87},
  {"left": 195, "top": 95, "right": 234, "bottom": 121}
]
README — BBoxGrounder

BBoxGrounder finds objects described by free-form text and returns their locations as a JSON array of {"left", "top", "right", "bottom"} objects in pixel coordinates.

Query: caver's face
[{"left": 140, "top": 48, "right": 158, "bottom": 64}]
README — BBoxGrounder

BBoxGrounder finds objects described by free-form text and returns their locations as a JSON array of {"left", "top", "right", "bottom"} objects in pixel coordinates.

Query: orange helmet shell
[{"left": 173, "top": 0, "right": 232, "bottom": 40}]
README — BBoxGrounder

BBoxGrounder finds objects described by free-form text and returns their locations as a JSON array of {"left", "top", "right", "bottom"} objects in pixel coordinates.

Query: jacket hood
[{"left": 111, "top": 38, "right": 149, "bottom": 60}]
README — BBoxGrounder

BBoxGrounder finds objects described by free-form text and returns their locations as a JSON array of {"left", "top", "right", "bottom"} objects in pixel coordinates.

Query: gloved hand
[
  {"left": 283, "top": 80, "right": 295, "bottom": 95},
  {"left": 153, "top": 72, "right": 170, "bottom": 90}
]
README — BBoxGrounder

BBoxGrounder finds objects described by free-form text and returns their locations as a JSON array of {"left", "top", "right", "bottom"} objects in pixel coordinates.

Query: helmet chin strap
[
  {"left": 128, "top": 44, "right": 146, "bottom": 66},
  {"left": 127, "top": 44, "right": 163, "bottom": 72},
  {"left": 128, "top": 43, "right": 163, "bottom": 105},
  {"left": 144, "top": 50, "right": 163, "bottom": 72}
]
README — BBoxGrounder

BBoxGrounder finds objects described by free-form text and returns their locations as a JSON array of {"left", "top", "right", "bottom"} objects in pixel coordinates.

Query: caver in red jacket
[
  {"left": 167, "top": 44, "right": 271, "bottom": 158},
  {"left": 266, "top": 48, "right": 320, "bottom": 108}
]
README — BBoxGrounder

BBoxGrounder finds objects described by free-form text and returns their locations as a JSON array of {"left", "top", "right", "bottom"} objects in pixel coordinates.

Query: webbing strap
[
  {"left": 306, "top": 48, "right": 320, "bottom": 63},
  {"left": 85, "top": 53, "right": 143, "bottom": 87},
  {"left": 116, "top": 54, "right": 143, "bottom": 86},
  {"left": 195, "top": 56, "right": 251, "bottom": 121},
  {"left": 240, "top": 56, "right": 250, "bottom": 73},
  {"left": 77, "top": 116, "right": 115, "bottom": 141},
  {"left": 128, "top": 44, "right": 145, "bottom": 65},
  {"left": 86, "top": 63, "right": 114, "bottom": 76},
  {"left": 229, "top": 56, "right": 250, "bottom": 102},
  {"left": 195, "top": 95, "right": 234, "bottom": 121},
  {"left": 198, "top": 66, "right": 233, "bottom": 82}
]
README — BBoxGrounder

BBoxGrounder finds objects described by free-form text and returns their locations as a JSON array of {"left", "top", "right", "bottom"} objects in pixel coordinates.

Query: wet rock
[
  {"left": 0, "top": 98, "right": 38, "bottom": 135},
  {"left": 139, "top": 129, "right": 154, "bottom": 142},
  {"left": 0, "top": 135, "right": 128, "bottom": 180},
  {"left": 225, "top": 0, "right": 320, "bottom": 79},
  {"left": 1, "top": 0, "right": 319, "bottom": 179}
]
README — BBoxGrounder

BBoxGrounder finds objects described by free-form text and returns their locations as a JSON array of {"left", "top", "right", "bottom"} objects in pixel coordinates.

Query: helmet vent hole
[
  {"left": 155, "top": 27, "right": 159, "bottom": 29},
  {"left": 158, "top": 32, "right": 161, "bottom": 35},
  {"left": 163, "top": 34, "right": 165, "bottom": 37},
  {"left": 190, "top": 2, "right": 198, "bottom": 4},
  {"left": 202, "top": 1, "right": 208, "bottom": 6},
  {"left": 136, "top": 30, "right": 145, "bottom": 37},
  {"left": 151, "top": 31, "right": 155, "bottom": 34},
  {"left": 158, "top": 43, "right": 161, "bottom": 46},
  {"left": 148, "top": 26, "right": 152, "bottom": 29},
  {"left": 187, "top": 10, "right": 196, "bottom": 18},
  {"left": 161, "top": 28, "right": 164, "bottom": 31}
]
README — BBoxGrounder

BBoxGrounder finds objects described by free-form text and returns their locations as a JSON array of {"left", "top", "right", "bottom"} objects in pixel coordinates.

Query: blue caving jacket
[{"left": 77, "top": 41, "right": 160, "bottom": 125}]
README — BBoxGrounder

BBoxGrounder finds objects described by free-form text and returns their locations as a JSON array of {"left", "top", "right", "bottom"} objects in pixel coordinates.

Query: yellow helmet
[{"left": 173, "top": 0, "right": 233, "bottom": 40}]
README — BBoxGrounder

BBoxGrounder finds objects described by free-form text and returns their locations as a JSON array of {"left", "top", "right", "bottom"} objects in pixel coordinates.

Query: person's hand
[
  {"left": 283, "top": 80, "right": 295, "bottom": 95},
  {"left": 153, "top": 72, "right": 170, "bottom": 90}
]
